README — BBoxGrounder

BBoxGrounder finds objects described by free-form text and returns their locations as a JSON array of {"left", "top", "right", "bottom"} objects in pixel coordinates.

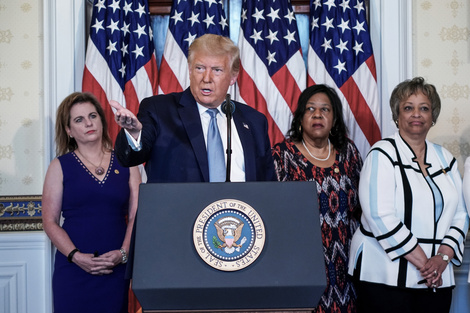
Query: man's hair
[{"left": 188, "top": 34, "right": 240, "bottom": 75}]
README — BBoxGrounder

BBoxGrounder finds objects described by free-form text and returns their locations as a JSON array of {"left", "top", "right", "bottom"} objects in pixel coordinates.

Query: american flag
[
  {"left": 82, "top": 0, "right": 158, "bottom": 141},
  {"left": 308, "top": 0, "right": 381, "bottom": 158},
  {"left": 158, "top": 0, "right": 229, "bottom": 94},
  {"left": 237, "top": 0, "right": 306, "bottom": 146}
]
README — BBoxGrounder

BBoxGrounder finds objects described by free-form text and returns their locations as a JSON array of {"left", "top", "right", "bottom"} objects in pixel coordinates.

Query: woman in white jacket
[
  {"left": 462, "top": 157, "right": 470, "bottom": 283},
  {"left": 348, "top": 77, "right": 469, "bottom": 313}
]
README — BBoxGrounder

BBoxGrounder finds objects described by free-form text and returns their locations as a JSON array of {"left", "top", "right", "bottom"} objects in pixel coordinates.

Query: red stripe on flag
[
  {"left": 271, "top": 65, "right": 301, "bottom": 114},
  {"left": 82, "top": 66, "right": 120, "bottom": 141},
  {"left": 159, "top": 56, "right": 184, "bottom": 94},
  {"left": 307, "top": 1, "right": 381, "bottom": 158},
  {"left": 366, "top": 55, "right": 377, "bottom": 81},
  {"left": 238, "top": 65, "right": 285, "bottom": 146},
  {"left": 123, "top": 81, "right": 139, "bottom": 115},
  {"left": 307, "top": 75, "right": 315, "bottom": 87},
  {"left": 82, "top": 0, "right": 157, "bottom": 145},
  {"left": 145, "top": 54, "right": 159, "bottom": 95},
  {"left": 340, "top": 78, "right": 381, "bottom": 146}
]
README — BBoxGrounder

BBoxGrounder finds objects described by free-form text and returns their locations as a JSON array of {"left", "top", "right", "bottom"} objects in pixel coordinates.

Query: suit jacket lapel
[{"left": 178, "top": 89, "right": 210, "bottom": 182}]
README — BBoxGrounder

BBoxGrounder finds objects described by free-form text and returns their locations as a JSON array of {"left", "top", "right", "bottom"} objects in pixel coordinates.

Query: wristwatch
[
  {"left": 119, "top": 248, "right": 128, "bottom": 264},
  {"left": 437, "top": 252, "right": 450, "bottom": 264}
]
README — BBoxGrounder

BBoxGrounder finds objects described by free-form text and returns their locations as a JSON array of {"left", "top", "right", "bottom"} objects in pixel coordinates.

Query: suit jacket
[{"left": 115, "top": 88, "right": 276, "bottom": 183}]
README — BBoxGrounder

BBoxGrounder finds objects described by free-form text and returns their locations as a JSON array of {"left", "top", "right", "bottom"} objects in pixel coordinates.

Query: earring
[
  {"left": 70, "top": 135, "right": 73, "bottom": 138},
  {"left": 395, "top": 120, "right": 398, "bottom": 127},
  {"left": 431, "top": 121, "right": 435, "bottom": 126},
  {"left": 299, "top": 125, "right": 302, "bottom": 133}
]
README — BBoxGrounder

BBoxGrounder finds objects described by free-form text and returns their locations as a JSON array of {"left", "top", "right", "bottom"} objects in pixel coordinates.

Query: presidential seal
[{"left": 193, "top": 199, "right": 266, "bottom": 271}]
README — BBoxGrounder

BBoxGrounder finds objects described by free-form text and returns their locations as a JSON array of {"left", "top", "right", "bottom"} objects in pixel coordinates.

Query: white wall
[{"left": 0, "top": 232, "right": 52, "bottom": 313}]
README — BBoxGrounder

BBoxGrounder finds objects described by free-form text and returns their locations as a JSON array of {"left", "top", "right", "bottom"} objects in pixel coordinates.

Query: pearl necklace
[
  {"left": 302, "top": 138, "right": 331, "bottom": 161},
  {"left": 76, "top": 149, "right": 105, "bottom": 175}
]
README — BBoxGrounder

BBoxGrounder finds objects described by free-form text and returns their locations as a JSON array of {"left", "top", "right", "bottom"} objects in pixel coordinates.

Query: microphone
[
  {"left": 222, "top": 94, "right": 234, "bottom": 182},
  {"left": 221, "top": 94, "right": 235, "bottom": 115}
]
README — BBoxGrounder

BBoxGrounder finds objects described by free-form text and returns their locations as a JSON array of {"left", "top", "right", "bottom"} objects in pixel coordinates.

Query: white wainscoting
[
  {"left": 0, "top": 232, "right": 52, "bottom": 313},
  {"left": 1, "top": 232, "right": 469, "bottom": 312}
]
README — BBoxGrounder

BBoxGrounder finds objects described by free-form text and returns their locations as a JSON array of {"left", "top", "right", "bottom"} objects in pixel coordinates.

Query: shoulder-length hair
[
  {"left": 55, "top": 92, "right": 112, "bottom": 156},
  {"left": 390, "top": 76, "right": 441, "bottom": 125},
  {"left": 287, "top": 84, "right": 349, "bottom": 152}
]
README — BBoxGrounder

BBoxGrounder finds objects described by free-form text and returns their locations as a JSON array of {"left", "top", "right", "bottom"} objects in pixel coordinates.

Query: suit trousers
[{"left": 355, "top": 280, "right": 452, "bottom": 313}]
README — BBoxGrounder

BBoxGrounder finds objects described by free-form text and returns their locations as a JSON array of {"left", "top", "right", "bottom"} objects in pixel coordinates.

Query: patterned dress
[{"left": 272, "top": 138, "right": 362, "bottom": 313}]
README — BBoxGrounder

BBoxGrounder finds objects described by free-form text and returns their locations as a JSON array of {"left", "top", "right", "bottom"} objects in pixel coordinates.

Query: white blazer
[
  {"left": 462, "top": 157, "right": 470, "bottom": 282},
  {"left": 348, "top": 132, "right": 469, "bottom": 288}
]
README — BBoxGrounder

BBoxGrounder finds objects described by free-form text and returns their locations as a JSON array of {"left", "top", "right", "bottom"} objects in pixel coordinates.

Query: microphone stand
[{"left": 223, "top": 94, "right": 233, "bottom": 182}]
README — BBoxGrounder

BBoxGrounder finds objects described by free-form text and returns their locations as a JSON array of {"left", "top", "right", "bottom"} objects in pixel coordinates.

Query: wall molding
[
  {"left": 43, "top": 0, "right": 87, "bottom": 169},
  {"left": 0, "top": 232, "right": 52, "bottom": 313},
  {"left": 0, "top": 262, "right": 27, "bottom": 313},
  {"left": 370, "top": 0, "right": 413, "bottom": 138}
]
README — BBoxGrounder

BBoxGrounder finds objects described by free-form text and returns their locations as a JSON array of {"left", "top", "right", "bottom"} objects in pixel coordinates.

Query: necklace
[
  {"left": 76, "top": 149, "right": 105, "bottom": 175},
  {"left": 302, "top": 138, "right": 331, "bottom": 161}
]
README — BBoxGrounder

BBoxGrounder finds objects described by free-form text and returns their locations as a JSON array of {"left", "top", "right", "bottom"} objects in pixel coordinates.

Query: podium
[{"left": 132, "top": 181, "right": 326, "bottom": 312}]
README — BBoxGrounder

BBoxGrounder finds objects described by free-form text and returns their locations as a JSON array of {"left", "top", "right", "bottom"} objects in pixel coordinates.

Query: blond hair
[{"left": 188, "top": 34, "right": 240, "bottom": 75}]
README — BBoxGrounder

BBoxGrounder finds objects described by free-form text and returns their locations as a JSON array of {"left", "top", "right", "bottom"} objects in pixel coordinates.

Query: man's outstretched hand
[{"left": 110, "top": 100, "right": 142, "bottom": 139}]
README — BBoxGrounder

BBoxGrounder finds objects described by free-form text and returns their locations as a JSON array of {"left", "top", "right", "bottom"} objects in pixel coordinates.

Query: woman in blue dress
[{"left": 42, "top": 92, "right": 141, "bottom": 313}]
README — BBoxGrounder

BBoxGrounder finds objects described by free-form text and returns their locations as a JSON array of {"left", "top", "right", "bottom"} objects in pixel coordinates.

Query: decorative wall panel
[{"left": 0, "top": 196, "right": 42, "bottom": 232}]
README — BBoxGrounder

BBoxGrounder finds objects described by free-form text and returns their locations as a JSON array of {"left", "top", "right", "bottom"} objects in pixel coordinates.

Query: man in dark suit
[{"left": 110, "top": 34, "right": 276, "bottom": 183}]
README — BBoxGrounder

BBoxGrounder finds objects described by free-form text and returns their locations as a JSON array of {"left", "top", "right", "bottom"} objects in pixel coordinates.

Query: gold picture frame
[{"left": 0, "top": 195, "right": 43, "bottom": 232}]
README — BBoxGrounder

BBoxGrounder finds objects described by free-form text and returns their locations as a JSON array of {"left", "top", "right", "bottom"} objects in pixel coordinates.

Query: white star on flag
[
  {"left": 237, "top": 0, "right": 306, "bottom": 146},
  {"left": 82, "top": 0, "right": 158, "bottom": 141},
  {"left": 308, "top": 0, "right": 381, "bottom": 158},
  {"left": 158, "top": 0, "right": 229, "bottom": 94}
]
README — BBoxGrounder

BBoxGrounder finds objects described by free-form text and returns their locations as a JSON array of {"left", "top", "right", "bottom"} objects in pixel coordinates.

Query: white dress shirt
[{"left": 197, "top": 103, "right": 245, "bottom": 182}]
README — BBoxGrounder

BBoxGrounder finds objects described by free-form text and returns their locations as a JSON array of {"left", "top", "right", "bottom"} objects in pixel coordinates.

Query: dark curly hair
[{"left": 287, "top": 84, "right": 349, "bottom": 152}]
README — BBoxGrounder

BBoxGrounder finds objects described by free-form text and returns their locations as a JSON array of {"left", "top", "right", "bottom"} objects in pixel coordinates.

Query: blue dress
[{"left": 53, "top": 151, "right": 130, "bottom": 313}]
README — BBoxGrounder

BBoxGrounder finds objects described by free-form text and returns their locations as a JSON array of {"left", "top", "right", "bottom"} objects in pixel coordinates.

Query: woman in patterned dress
[
  {"left": 272, "top": 84, "right": 362, "bottom": 313},
  {"left": 42, "top": 92, "right": 141, "bottom": 313}
]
